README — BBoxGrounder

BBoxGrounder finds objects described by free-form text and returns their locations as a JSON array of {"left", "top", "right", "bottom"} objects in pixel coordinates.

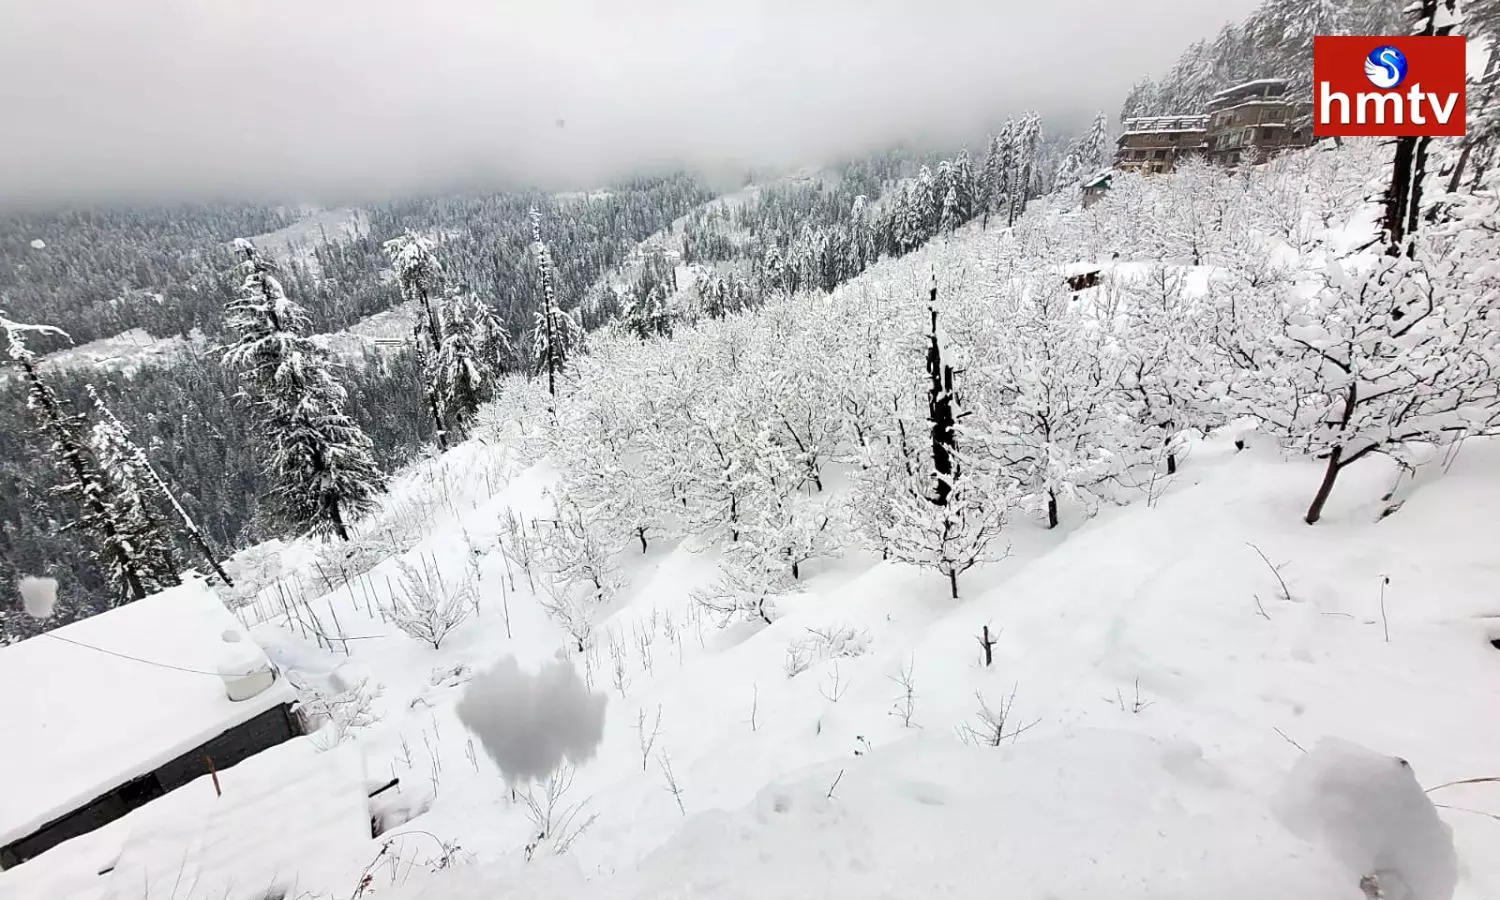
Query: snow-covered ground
[
  {"left": 28, "top": 327, "right": 206, "bottom": 376},
  {"left": 243, "top": 206, "right": 369, "bottom": 279},
  {"left": 8, "top": 405, "right": 1495, "bottom": 899}
]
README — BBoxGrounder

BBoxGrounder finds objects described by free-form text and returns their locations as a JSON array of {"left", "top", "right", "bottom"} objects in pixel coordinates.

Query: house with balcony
[
  {"left": 1203, "top": 79, "right": 1312, "bottom": 167},
  {"left": 1114, "top": 115, "right": 1210, "bottom": 174}
]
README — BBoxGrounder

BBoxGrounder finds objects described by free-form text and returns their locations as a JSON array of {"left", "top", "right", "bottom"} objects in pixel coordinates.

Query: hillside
[{"left": 4, "top": 135, "right": 1499, "bottom": 900}]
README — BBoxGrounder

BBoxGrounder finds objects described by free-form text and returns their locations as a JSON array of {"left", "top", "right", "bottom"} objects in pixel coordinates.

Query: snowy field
[
  {"left": 4, "top": 140, "right": 1498, "bottom": 900},
  {"left": 7, "top": 413, "right": 1494, "bottom": 899}
]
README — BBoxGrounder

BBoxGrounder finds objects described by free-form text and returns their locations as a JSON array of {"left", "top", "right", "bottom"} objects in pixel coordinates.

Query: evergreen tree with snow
[
  {"left": 1120, "top": 77, "right": 1161, "bottom": 119},
  {"left": 86, "top": 402, "right": 180, "bottom": 588},
  {"left": 1008, "top": 112, "right": 1043, "bottom": 226},
  {"left": 433, "top": 287, "right": 506, "bottom": 436},
  {"left": 3, "top": 313, "right": 178, "bottom": 603},
  {"left": 950, "top": 149, "right": 978, "bottom": 224},
  {"left": 939, "top": 186, "right": 960, "bottom": 234},
  {"left": 221, "top": 240, "right": 386, "bottom": 541},
  {"left": 530, "top": 208, "right": 585, "bottom": 402},
  {"left": 621, "top": 283, "right": 675, "bottom": 340},
  {"left": 1075, "top": 112, "right": 1110, "bottom": 180},
  {"left": 85, "top": 385, "right": 234, "bottom": 586},
  {"left": 979, "top": 133, "right": 1005, "bottom": 229},
  {"left": 384, "top": 232, "right": 451, "bottom": 449}
]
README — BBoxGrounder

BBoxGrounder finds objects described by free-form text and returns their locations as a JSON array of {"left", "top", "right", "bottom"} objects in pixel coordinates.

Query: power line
[{"left": 41, "top": 632, "right": 268, "bottom": 679}]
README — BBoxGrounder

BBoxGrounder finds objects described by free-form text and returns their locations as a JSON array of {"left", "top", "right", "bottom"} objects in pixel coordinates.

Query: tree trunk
[
  {"left": 637, "top": 527, "right": 648, "bottom": 554},
  {"left": 1304, "top": 447, "right": 1344, "bottom": 525},
  {"left": 1166, "top": 452, "right": 1177, "bottom": 475},
  {"left": 1384, "top": 138, "right": 1419, "bottom": 254},
  {"left": 949, "top": 569, "right": 959, "bottom": 600},
  {"left": 1047, "top": 490, "right": 1059, "bottom": 530},
  {"left": 926, "top": 296, "right": 957, "bottom": 507},
  {"left": 792, "top": 560, "right": 801, "bottom": 580},
  {"left": 329, "top": 501, "right": 351, "bottom": 541}
]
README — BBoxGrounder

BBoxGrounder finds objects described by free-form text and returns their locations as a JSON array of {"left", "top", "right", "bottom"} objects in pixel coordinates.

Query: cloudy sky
[{"left": 0, "top": 0, "right": 1259, "bottom": 207}]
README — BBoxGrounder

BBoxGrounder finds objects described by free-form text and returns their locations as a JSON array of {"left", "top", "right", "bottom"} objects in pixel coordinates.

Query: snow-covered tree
[
  {"left": 1246, "top": 248, "right": 1500, "bottom": 523},
  {"left": 3, "top": 314, "right": 177, "bottom": 602},
  {"left": 85, "top": 400, "right": 180, "bottom": 587},
  {"left": 979, "top": 132, "right": 1006, "bottom": 229},
  {"left": 939, "top": 186, "right": 960, "bottom": 234},
  {"left": 222, "top": 240, "right": 386, "bottom": 541},
  {"left": 536, "top": 496, "right": 623, "bottom": 650},
  {"left": 621, "top": 283, "right": 675, "bottom": 340},
  {"left": 978, "top": 275, "right": 1132, "bottom": 529},
  {"left": 1008, "top": 112, "right": 1043, "bottom": 226},
  {"left": 432, "top": 288, "right": 506, "bottom": 435},
  {"left": 1121, "top": 77, "right": 1161, "bottom": 119},
  {"left": 880, "top": 292, "right": 1010, "bottom": 598},
  {"left": 85, "top": 385, "right": 234, "bottom": 585},
  {"left": 530, "top": 208, "right": 585, "bottom": 401},
  {"left": 384, "top": 232, "right": 451, "bottom": 448}
]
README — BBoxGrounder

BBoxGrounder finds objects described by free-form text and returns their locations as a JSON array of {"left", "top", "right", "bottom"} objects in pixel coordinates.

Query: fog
[{"left": 0, "top": 0, "right": 1259, "bottom": 207}]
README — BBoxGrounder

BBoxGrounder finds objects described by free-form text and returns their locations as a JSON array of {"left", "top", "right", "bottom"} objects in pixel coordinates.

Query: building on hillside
[
  {"left": 1081, "top": 170, "right": 1113, "bottom": 208},
  {"left": 1114, "top": 115, "right": 1210, "bottom": 174},
  {"left": 1203, "top": 79, "right": 1313, "bottom": 167},
  {"left": 0, "top": 580, "right": 302, "bottom": 870}
]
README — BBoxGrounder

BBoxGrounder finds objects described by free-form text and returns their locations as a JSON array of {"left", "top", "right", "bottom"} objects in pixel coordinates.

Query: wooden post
[{"left": 206, "top": 756, "right": 221, "bottom": 797}]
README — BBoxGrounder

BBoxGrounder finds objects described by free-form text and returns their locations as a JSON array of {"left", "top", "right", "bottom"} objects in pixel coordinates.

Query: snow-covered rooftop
[
  {"left": 0, "top": 580, "right": 297, "bottom": 849},
  {"left": 1120, "top": 115, "right": 1209, "bottom": 136},
  {"left": 1211, "top": 78, "right": 1289, "bottom": 99}
]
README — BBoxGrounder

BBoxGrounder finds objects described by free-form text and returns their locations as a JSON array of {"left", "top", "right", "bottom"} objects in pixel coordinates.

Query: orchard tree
[
  {"left": 881, "top": 288, "right": 1010, "bottom": 599},
  {"left": 978, "top": 274, "right": 1132, "bottom": 529},
  {"left": 1252, "top": 249, "right": 1500, "bottom": 524}
]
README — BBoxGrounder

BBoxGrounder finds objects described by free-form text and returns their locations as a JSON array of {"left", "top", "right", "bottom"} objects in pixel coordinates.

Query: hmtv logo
[{"left": 1314, "top": 36, "right": 1466, "bottom": 137}]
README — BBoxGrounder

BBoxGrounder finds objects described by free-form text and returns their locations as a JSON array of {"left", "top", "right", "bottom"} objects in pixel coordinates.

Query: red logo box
[{"left": 1314, "top": 35, "right": 1467, "bottom": 138}]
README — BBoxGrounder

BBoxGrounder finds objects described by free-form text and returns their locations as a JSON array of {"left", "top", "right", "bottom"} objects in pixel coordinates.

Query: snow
[
  {"left": 242, "top": 206, "right": 368, "bottom": 279},
  {"left": 1211, "top": 78, "right": 1290, "bottom": 98},
  {"left": 6, "top": 143, "right": 1500, "bottom": 900},
  {"left": 25, "top": 327, "right": 204, "bottom": 377},
  {"left": 28, "top": 239, "right": 45, "bottom": 250},
  {"left": 0, "top": 579, "right": 297, "bottom": 851},
  {"left": 17, "top": 576, "right": 58, "bottom": 620},
  {"left": 0, "top": 741, "right": 373, "bottom": 900},
  {"left": 1274, "top": 738, "right": 1458, "bottom": 900},
  {"left": 1120, "top": 114, "right": 1210, "bottom": 135}
]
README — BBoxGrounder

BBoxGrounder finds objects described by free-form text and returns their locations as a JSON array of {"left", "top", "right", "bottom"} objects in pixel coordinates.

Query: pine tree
[
  {"left": 384, "top": 233, "right": 451, "bottom": 448},
  {"left": 84, "top": 385, "right": 235, "bottom": 586},
  {"left": 979, "top": 133, "right": 1005, "bottom": 229},
  {"left": 86, "top": 405, "right": 180, "bottom": 588},
  {"left": 222, "top": 240, "right": 386, "bottom": 541},
  {"left": 621, "top": 283, "right": 675, "bottom": 340},
  {"left": 939, "top": 186, "right": 960, "bottom": 234},
  {"left": 433, "top": 288, "right": 505, "bottom": 435},
  {"left": 3, "top": 314, "right": 177, "bottom": 602},
  {"left": 1076, "top": 111, "right": 1110, "bottom": 179},
  {"left": 950, "top": 149, "right": 978, "bottom": 224},
  {"left": 530, "top": 208, "right": 585, "bottom": 402},
  {"left": 1008, "top": 113, "right": 1043, "bottom": 226},
  {"left": 1121, "top": 77, "right": 1161, "bottom": 119},
  {"left": 913, "top": 165, "right": 940, "bottom": 235}
]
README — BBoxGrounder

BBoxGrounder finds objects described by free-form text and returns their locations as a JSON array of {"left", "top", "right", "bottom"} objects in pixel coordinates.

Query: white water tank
[{"left": 217, "top": 629, "right": 276, "bottom": 701}]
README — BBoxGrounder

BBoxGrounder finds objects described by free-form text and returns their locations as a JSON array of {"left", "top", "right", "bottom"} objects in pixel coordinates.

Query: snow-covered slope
[{"left": 5, "top": 144, "right": 1497, "bottom": 900}]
